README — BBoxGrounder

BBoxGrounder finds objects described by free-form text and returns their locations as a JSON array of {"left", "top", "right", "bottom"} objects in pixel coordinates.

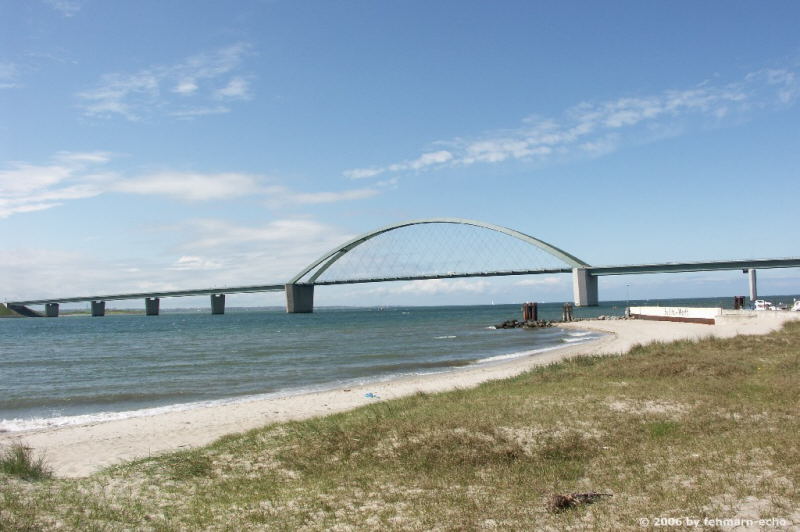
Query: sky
[{"left": 1, "top": 0, "right": 799, "bottom": 309}]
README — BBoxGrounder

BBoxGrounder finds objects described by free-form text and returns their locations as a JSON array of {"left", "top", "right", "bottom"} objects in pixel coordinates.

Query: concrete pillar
[
  {"left": 210, "top": 294, "right": 225, "bottom": 315},
  {"left": 91, "top": 300, "right": 106, "bottom": 317},
  {"left": 285, "top": 284, "right": 314, "bottom": 313},
  {"left": 572, "top": 268, "right": 598, "bottom": 307},
  {"left": 748, "top": 269, "right": 757, "bottom": 302},
  {"left": 45, "top": 303, "right": 59, "bottom": 318},
  {"left": 145, "top": 297, "right": 160, "bottom": 316}
]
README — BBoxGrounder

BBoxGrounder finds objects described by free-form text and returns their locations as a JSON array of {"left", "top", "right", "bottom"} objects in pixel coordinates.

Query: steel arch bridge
[
  {"left": 7, "top": 217, "right": 800, "bottom": 316},
  {"left": 284, "top": 217, "right": 592, "bottom": 311}
]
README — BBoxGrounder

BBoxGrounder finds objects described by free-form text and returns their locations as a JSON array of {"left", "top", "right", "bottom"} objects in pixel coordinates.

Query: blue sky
[{"left": 1, "top": 0, "right": 799, "bottom": 308}]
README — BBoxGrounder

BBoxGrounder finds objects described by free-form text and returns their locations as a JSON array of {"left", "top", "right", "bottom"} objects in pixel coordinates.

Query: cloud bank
[
  {"left": 78, "top": 43, "right": 253, "bottom": 121},
  {"left": 0, "top": 153, "right": 383, "bottom": 218},
  {"left": 344, "top": 66, "right": 800, "bottom": 180}
]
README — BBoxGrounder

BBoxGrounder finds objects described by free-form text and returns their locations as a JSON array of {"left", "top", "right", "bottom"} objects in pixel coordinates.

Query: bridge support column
[
  {"left": 285, "top": 284, "right": 314, "bottom": 313},
  {"left": 211, "top": 294, "right": 225, "bottom": 315},
  {"left": 145, "top": 297, "right": 160, "bottom": 316},
  {"left": 45, "top": 303, "right": 59, "bottom": 318},
  {"left": 91, "top": 301, "right": 106, "bottom": 317},
  {"left": 572, "top": 268, "right": 598, "bottom": 307},
  {"left": 748, "top": 269, "right": 757, "bottom": 302}
]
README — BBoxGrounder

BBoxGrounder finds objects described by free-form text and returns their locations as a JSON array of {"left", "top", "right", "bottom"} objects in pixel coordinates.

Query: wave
[
  {"left": 474, "top": 344, "right": 566, "bottom": 364},
  {"left": 561, "top": 336, "right": 598, "bottom": 343},
  {"left": 0, "top": 386, "right": 328, "bottom": 433},
  {"left": 434, "top": 335, "right": 456, "bottom": 339}
]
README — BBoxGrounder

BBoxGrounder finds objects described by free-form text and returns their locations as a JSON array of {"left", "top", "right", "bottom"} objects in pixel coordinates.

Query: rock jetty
[{"left": 495, "top": 319, "right": 553, "bottom": 329}]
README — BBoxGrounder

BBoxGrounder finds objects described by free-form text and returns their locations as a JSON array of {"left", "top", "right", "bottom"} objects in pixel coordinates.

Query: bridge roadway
[{"left": 6, "top": 257, "right": 800, "bottom": 316}]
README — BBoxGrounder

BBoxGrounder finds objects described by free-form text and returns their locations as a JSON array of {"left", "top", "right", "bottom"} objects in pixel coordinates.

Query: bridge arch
[
  {"left": 289, "top": 218, "right": 589, "bottom": 285},
  {"left": 285, "top": 218, "right": 592, "bottom": 311}
]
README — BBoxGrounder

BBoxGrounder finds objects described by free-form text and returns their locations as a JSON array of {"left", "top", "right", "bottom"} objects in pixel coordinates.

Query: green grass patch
[
  {"left": 0, "top": 443, "right": 52, "bottom": 481},
  {"left": 0, "top": 303, "right": 21, "bottom": 317},
  {"left": 2, "top": 321, "right": 800, "bottom": 530}
]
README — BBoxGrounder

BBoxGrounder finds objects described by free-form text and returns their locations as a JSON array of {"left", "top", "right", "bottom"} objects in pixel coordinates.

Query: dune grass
[
  {"left": 0, "top": 443, "right": 52, "bottom": 481},
  {"left": 1, "top": 321, "right": 799, "bottom": 530}
]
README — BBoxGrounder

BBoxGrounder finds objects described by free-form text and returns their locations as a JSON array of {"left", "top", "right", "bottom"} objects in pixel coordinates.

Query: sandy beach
[{"left": 2, "top": 311, "right": 798, "bottom": 478}]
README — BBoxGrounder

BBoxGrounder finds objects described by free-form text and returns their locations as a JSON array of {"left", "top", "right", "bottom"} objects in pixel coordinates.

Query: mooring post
[{"left": 45, "top": 302, "right": 59, "bottom": 318}]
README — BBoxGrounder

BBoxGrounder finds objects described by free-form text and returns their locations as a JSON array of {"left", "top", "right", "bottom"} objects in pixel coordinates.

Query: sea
[{"left": 1, "top": 295, "right": 797, "bottom": 433}]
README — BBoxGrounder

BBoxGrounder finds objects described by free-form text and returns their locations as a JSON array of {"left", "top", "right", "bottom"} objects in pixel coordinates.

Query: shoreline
[{"left": 2, "top": 312, "right": 798, "bottom": 478}]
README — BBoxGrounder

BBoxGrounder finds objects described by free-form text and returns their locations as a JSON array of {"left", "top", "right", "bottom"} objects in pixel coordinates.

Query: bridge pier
[
  {"left": 572, "top": 268, "right": 598, "bottom": 307},
  {"left": 285, "top": 284, "right": 314, "bottom": 313},
  {"left": 211, "top": 294, "right": 225, "bottom": 315},
  {"left": 145, "top": 297, "right": 160, "bottom": 316},
  {"left": 45, "top": 303, "right": 59, "bottom": 318},
  {"left": 91, "top": 300, "right": 106, "bottom": 317},
  {"left": 747, "top": 269, "right": 757, "bottom": 302}
]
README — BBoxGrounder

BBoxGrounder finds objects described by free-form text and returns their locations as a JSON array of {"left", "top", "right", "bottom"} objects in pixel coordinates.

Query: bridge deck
[
  {"left": 9, "top": 284, "right": 285, "bottom": 305},
  {"left": 7, "top": 258, "right": 799, "bottom": 306},
  {"left": 588, "top": 257, "right": 800, "bottom": 275}
]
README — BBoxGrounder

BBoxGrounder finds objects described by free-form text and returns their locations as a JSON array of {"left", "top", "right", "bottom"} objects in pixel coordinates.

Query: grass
[
  {"left": 0, "top": 443, "right": 52, "bottom": 481},
  {"left": 0, "top": 304, "right": 21, "bottom": 317},
  {"left": 1, "top": 322, "right": 799, "bottom": 530}
]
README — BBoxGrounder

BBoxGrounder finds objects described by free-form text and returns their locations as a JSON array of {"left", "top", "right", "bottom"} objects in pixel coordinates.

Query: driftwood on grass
[{"left": 547, "top": 492, "right": 612, "bottom": 513}]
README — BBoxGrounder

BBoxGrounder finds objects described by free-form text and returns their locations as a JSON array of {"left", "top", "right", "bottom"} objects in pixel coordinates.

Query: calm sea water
[{"left": 1, "top": 296, "right": 796, "bottom": 432}]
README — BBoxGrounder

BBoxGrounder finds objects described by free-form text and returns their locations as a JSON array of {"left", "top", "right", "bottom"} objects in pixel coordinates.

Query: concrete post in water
[
  {"left": 91, "top": 300, "right": 106, "bottom": 317},
  {"left": 572, "top": 268, "right": 598, "bottom": 307},
  {"left": 45, "top": 303, "right": 59, "bottom": 318},
  {"left": 748, "top": 269, "right": 757, "bottom": 303},
  {"left": 145, "top": 297, "right": 160, "bottom": 316},
  {"left": 562, "top": 303, "right": 574, "bottom": 322},
  {"left": 210, "top": 294, "right": 225, "bottom": 315},
  {"left": 285, "top": 284, "right": 314, "bottom": 313}
]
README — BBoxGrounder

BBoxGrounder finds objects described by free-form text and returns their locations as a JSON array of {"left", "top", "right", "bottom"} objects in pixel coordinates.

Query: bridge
[{"left": 6, "top": 218, "right": 800, "bottom": 316}]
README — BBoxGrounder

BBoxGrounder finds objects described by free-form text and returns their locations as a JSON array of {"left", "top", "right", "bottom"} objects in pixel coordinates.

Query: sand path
[{"left": 2, "top": 311, "right": 797, "bottom": 478}]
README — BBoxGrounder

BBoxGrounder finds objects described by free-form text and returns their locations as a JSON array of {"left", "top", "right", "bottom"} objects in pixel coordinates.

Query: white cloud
[
  {"left": 0, "top": 152, "right": 112, "bottom": 218},
  {"left": 215, "top": 77, "right": 250, "bottom": 100},
  {"left": 343, "top": 65, "right": 800, "bottom": 180},
  {"left": 345, "top": 150, "right": 454, "bottom": 180},
  {"left": 173, "top": 79, "right": 199, "bottom": 95},
  {"left": 0, "top": 62, "right": 20, "bottom": 89},
  {"left": 182, "top": 218, "right": 347, "bottom": 249},
  {"left": 265, "top": 186, "right": 380, "bottom": 205},
  {"left": 169, "top": 106, "right": 230, "bottom": 119},
  {"left": 169, "top": 255, "right": 222, "bottom": 271},
  {"left": 78, "top": 43, "right": 252, "bottom": 121},
  {"left": 515, "top": 276, "right": 564, "bottom": 287},
  {"left": 43, "top": 0, "right": 81, "bottom": 17},
  {"left": 114, "top": 171, "right": 261, "bottom": 201},
  {"left": 0, "top": 150, "right": 384, "bottom": 217},
  {"left": 0, "top": 216, "right": 357, "bottom": 301},
  {"left": 343, "top": 167, "right": 384, "bottom": 180}
]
